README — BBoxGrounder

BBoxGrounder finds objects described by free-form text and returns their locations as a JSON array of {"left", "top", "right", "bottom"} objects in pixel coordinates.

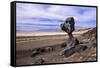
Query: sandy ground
[
  {"left": 16, "top": 30, "right": 89, "bottom": 36},
  {"left": 16, "top": 29, "right": 97, "bottom": 66}
]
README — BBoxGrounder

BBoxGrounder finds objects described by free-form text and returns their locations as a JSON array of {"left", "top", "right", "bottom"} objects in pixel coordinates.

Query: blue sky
[{"left": 16, "top": 3, "right": 96, "bottom": 32}]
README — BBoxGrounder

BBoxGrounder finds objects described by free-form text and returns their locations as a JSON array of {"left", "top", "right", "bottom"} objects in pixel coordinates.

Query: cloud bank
[{"left": 16, "top": 3, "right": 96, "bottom": 32}]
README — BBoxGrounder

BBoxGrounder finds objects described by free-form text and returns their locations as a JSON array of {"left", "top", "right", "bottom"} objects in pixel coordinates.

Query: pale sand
[{"left": 16, "top": 30, "right": 90, "bottom": 37}]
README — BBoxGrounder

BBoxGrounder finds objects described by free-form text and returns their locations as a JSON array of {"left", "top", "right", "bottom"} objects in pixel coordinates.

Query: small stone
[
  {"left": 34, "top": 58, "right": 45, "bottom": 64},
  {"left": 45, "top": 47, "right": 53, "bottom": 52},
  {"left": 31, "top": 50, "right": 39, "bottom": 57},
  {"left": 37, "top": 48, "right": 45, "bottom": 53}
]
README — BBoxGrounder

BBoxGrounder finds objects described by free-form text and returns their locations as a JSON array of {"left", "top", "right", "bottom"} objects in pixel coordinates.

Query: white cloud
[{"left": 16, "top": 3, "right": 96, "bottom": 27}]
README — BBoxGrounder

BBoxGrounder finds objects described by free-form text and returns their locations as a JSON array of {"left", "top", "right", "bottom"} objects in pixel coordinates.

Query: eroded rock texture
[{"left": 60, "top": 17, "right": 79, "bottom": 56}]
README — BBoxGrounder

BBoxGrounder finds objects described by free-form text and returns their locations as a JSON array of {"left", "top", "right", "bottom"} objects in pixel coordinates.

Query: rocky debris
[
  {"left": 75, "top": 45, "right": 88, "bottom": 53},
  {"left": 31, "top": 47, "right": 54, "bottom": 57},
  {"left": 37, "top": 48, "right": 45, "bottom": 53},
  {"left": 79, "top": 27, "right": 97, "bottom": 61},
  {"left": 31, "top": 48, "right": 44, "bottom": 57},
  {"left": 80, "top": 40, "right": 89, "bottom": 44},
  {"left": 80, "top": 46, "right": 97, "bottom": 61},
  {"left": 34, "top": 57, "right": 45, "bottom": 64},
  {"left": 45, "top": 47, "right": 54, "bottom": 52},
  {"left": 80, "top": 27, "right": 96, "bottom": 47},
  {"left": 61, "top": 45, "right": 88, "bottom": 57},
  {"left": 82, "top": 27, "right": 96, "bottom": 40},
  {"left": 31, "top": 49, "right": 39, "bottom": 57},
  {"left": 92, "top": 42, "right": 96, "bottom": 48},
  {"left": 75, "top": 38, "right": 79, "bottom": 45},
  {"left": 59, "top": 37, "right": 79, "bottom": 56},
  {"left": 31, "top": 27, "right": 97, "bottom": 64}
]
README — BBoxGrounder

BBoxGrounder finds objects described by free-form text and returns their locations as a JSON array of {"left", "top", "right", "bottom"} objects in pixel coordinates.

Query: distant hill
[{"left": 82, "top": 27, "right": 96, "bottom": 39}]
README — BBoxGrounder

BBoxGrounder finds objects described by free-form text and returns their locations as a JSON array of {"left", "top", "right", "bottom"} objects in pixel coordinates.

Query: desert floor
[{"left": 16, "top": 29, "right": 97, "bottom": 66}]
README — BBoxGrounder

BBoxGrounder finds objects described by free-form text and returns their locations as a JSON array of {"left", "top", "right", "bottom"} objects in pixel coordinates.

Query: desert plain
[{"left": 16, "top": 28, "right": 97, "bottom": 66}]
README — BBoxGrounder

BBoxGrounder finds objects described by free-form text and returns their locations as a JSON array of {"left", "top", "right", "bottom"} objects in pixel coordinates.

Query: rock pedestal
[{"left": 60, "top": 17, "right": 79, "bottom": 56}]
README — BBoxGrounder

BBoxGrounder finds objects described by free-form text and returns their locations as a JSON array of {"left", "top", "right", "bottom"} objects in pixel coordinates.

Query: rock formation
[{"left": 60, "top": 17, "right": 79, "bottom": 56}]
